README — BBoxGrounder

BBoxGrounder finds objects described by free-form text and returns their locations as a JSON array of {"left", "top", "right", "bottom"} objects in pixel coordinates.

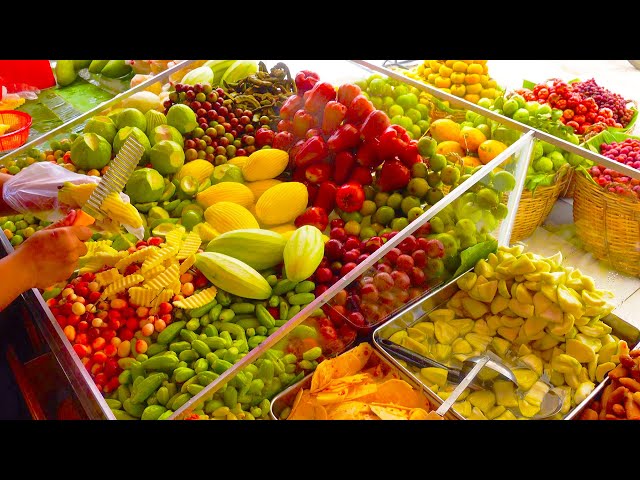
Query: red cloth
[{"left": 0, "top": 60, "right": 56, "bottom": 95}]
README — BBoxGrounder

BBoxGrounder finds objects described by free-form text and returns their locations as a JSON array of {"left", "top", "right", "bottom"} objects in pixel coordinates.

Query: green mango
[
  {"left": 55, "top": 60, "right": 77, "bottom": 87},
  {"left": 88, "top": 60, "right": 109, "bottom": 74},
  {"left": 73, "top": 60, "right": 92, "bottom": 70},
  {"left": 101, "top": 60, "right": 133, "bottom": 78}
]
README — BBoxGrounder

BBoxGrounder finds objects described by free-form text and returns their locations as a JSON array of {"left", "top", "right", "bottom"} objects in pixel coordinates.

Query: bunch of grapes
[
  {"left": 587, "top": 138, "right": 640, "bottom": 199},
  {"left": 573, "top": 79, "right": 635, "bottom": 128},
  {"left": 164, "top": 83, "right": 257, "bottom": 165}
]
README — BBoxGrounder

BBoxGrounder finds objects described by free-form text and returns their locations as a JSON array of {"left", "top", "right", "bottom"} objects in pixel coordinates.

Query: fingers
[{"left": 67, "top": 225, "right": 93, "bottom": 242}]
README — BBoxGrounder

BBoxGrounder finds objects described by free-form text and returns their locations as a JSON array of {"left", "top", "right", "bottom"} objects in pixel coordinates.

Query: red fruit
[
  {"left": 268, "top": 307, "right": 280, "bottom": 320},
  {"left": 399, "top": 142, "right": 421, "bottom": 167},
  {"left": 73, "top": 344, "right": 89, "bottom": 358},
  {"left": 315, "top": 267, "right": 333, "bottom": 284},
  {"left": 148, "top": 236, "right": 163, "bottom": 247},
  {"left": 385, "top": 247, "right": 401, "bottom": 264},
  {"left": 376, "top": 263, "right": 393, "bottom": 274},
  {"left": 89, "top": 291, "right": 101, "bottom": 303},
  {"left": 337, "top": 83, "right": 362, "bottom": 107},
  {"left": 295, "top": 207, "right": 329, "bottom": 231},
  {"left": 322, "top": 101, "right": 348, "bottom": 135},
  {"left": 331, "top": 218, "right": 345, "bottom": 229},
  {"left": 348, "top": 312, "right": 366, "bottom": 327},
  {"left": 360, "top": 110, "right": 391, "bottom": 143},
  {"left": 376, "top": 159, "right": 411, "bottom": 192},
  {"left": 118, "top": 328, "right": 134, "bottom": 341},
  {"left": 360, "top": 283, "right": 379, "bottom": 302},
  {"left": 294, "top": 135, "right": 329, "bottom": 169},
  {"left": 415, "top": 223, "right": 432, "bottom": 237},
  {"left": 304, "top": 82, "right": 337, "bottom": 114},
  {"left": 305, "top": 128, "right": 323, "bottom": 140},
  {"left": 327, "top": 305, "right": 346, "bottom": 327},
  {"left": 292, "top": 110, "right": 316, "bottom": 139},
  {"left": 348, "top": 166, "right": 373, "bottom": 186},
  {"left": 67, "top": 314, "right": 81, "bottom": 326},
  {"left": 398, "top": 235, "right": 417, "bottom": 254},
  {"left": 325, "top": 239, "right": 344, "bottom": 260},
  {"left": 391, "top": 270, "right": 411, "bottom": 289},
  {"left": 356, "top": 138, "right": 383, "bottom": 168},
  {"left": 136, "top": 240, "right": 148, "bottom": 249},
  {"left": 295, "top": 70, "right": 320, "bottom": 94},
  {"left": 345, "top": 94, "right": 374, "bottom": 124},
  {"left": 333, "top": 151, "right": 356, "bottom": 185},
  {"left": 344, "top": 237, "right": 360, "bottom": 251},
  {"left": 340, "top": 262, "right": 358, "bottom": 277},
  {"left": 330, "top": 227, "right": 347, "bottom": 241},
  {"left": 364, "top": 236, "right": 383, "bottom": 253},
  {"left": 125, "top": 317, "right": 138, "bottom": 331},
  {"left": 410, "top": 267, "right": 426, "bottom": 286},
  {"left": 304, "top": 181, "right": 319, "bottom": 205},
  {"left": 379, "top": 125, "right": 408, "bottom": 159},
  {"left": 335, "top": 182, "right": 365, "bottom": 213},
  {"left": 327, "top": 124, "right": 361, "bottom": 153},
  {"left": 343, "top": 249, "right": 360, "bottom": 264},
  {"left": 396, "top": 254, "right": 414, "bottom": 272},
  {"left": 425, "top": 239, "right": 446, "bottom": 258},
  {"left": 412, "top": 249, "right": 427, "bottom": 268},
  {"left": 320, "top": 325, "right": 338, "bottom": 341},
  {"left": 255, "top": 128, "right": 275, "bottom": 148},
  {"left": 81, "top": 272, "right": 95, "bottom": 283},
  {"left": 315, "top": 285, "right": 329, "bottom": 296},
  {"left": 272, "top": 130, "right": 295, "bottom": 151},
  {"left": 373, "top": 272, "right": 394, "bottom": 291},
  {"left": 279, "top": 94, "right": 305, "bottom": 120},
  {"left": 158, "top": 302, "right": 173, "bottom": 315},
  {"left": 305, "top": 163, "right": 332, "bottom": 184}
]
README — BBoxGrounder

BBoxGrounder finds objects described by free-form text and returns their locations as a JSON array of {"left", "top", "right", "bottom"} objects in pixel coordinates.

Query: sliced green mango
[
  {"left": 574, "top": 381, "right": 595, "bottom": 405},
  {"left": 595, "top": 362, "right": 616, "bottom": 382},
  {"left": 434, "top": 321, "right": 459, "bottom": 345},
  {"left": 519, "top": 354, "right": 544, "bottom": 377},
  {"left": 420, "top": 367, "right": 448, "bottom": 389},
  {"left": 428, "top": 309, "right": 456, "bottom": 323},
  {"left": 456, "top": 272, "right": 477, "bottom": 292},
  {"left": 514, "top": 368, "right": 539, "bottom": 391},
  {"left": 449, "top": 318, "right": 475, "bottom": 336},
  {"left": 461, "top": 297, "right": 489, "bottom": 319}
]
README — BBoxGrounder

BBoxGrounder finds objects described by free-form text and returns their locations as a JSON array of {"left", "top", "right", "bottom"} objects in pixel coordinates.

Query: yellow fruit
[
  {"left": 101, "top": 192, "right": 144, "bottom": 228},
  {"left": 421, "top": 67, "right": 431, "bottom": 77},
  {"left": 444, "top": 60, "right": 456, "bottom": 68},
  {"left": 436, "top": 140, "right": 465, "bottom": 160},
  {"left": 464, "top": 94, "right": 481, "bottom": 104},
  {"left": 246, "top": 179, "right": 282, "bottom": 202},
  {"left": 194, "top": 252, "right": 271, "bottom": 300},
  {"left": 481, "top": 89, "right": 493, "bottom": 99},
  {"left": 479, "top": 74, "right": 489, "bottom": 88},
  {"left": 283, "top": 225, "right": 324, "bottom": 282},
  {"left": 429, "top": 60, "right": 442, "bottom": 71},
  {"left": 483, "top": 64, "right": 489, "bottom": 74},
  {"left": 450, "top": 84, "right": 466, "bottom": 97},
  {"left": 439, "top": 65, "right": 453, "bottom": 78},
  {"left": 452, "top": 61, "right": 468, "bottom": 73},
  {"left": 465, "top": 73, "right": 481, "bottom": 85},
  {"left": 466, "top": 63, "right": 484, "bottom": 75},
  {"left": 227, "top": 156, "right": 249, "bottom": 169},
  {"left": 450, "top": 72, "right": 466, "bottom": 85},
  {"left": 192, "top": 223, "right": 219, "bottom": 242},
  {"left": 487, "top": 79, "right": 498, "bottom": 89},
  {"left": 204, "top": 201, "right": 259, "bottom": 233},
  {"left": 427, "top": 73, "right": 439, "bottom": 84},
  {"left": 441, "top": 88, "right": 452, "bottom": 94},
  {"left": 205, "top": 228, "right": 286, "bottom": 271},
  {"left": 268, "top": 223, "right": 297, "bottom": 235},
  {"left": 434, "top": 76, "right": 451, "bottom": 88},
  {"left": 478, "top": 140, "right": 508, "bottom": 165},
  {"left": 242, "top": 148, "right": 289, "bottom": 181},
  {"left": 466, "top": 83, "right": 482, "bottom": 95},
  {"left": 255, "top": 182, "right": 308, "bottom": 226},
  {"left": 475, "top": 60, "right": 488, "bottom": 65},
  {"left": 177, "top": 159, "right": 214, "bottom": 184},
  {"left": 429, "top": 118, "right": 461, "bottom": 143},
  {"left": 196, "top": 182, "right": 255, "bottom": 209},
  {"left": 57, "top": 181, "right": 97, "bottom": 207},
  {"left": 458, "top": 126, "right": 487, "bottom": 153},
  {"left": 461, "top": 155, "right": 482, "bottom": 170}
]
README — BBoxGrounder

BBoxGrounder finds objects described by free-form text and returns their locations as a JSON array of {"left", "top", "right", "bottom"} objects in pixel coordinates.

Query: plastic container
[{"left": 0, "top": 110, "right": 32, "bottom": 152}]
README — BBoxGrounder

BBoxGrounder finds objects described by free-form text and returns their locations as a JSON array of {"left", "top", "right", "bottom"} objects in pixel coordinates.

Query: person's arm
[
  {"left": 0, "top": 225, "right": 92, "bottom": 312},
  {"left": 0, "top": 172, "right": 16, "bottom": 216}
]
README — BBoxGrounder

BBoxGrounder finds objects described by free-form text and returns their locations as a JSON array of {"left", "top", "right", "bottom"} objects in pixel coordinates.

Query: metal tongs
[{"left": 379, "top": 338, "right": 563, "bottom": 419}]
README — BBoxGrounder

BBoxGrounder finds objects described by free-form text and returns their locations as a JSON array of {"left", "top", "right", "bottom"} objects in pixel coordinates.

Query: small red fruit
[
  {"left": 295, "top": 207, "right": 329, "bottom": 231},
  {"left": 335, "top": 182, "right": 365, "bottom": 213}
]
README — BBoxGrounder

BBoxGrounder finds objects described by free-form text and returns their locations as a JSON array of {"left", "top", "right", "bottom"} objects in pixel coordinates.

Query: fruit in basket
[
  {"left": 166, "top": 103, "right": 198, "bottom": 135},
  {"left": 125, "top": 168, "right": 165, "bottom": 203},
  {"left": 571, "top": 78, "right": 635, "bottom": 129},
  {"left": 84, "top": 116, "right": 117, "bottom": 145},
  {"left": 54, "top": 60, "right": 77, "bottom": 87},
  {"left": 588, "top": 138, "right": 640, "bottom": 199},
  {"left": 205, "top": 228, "right": 286, "bottom": 270},
  {"left": 477, "top": 140, "right": 508, "bottom": 165},
  {"left": 195, "top": 251, "right": 271, "bottom": 299},
  {"left": 150, "top": 140, "right": 185, "bottom": 175},
  {"left": 70, "top": 133, "right": 112, "bottom": 170}
]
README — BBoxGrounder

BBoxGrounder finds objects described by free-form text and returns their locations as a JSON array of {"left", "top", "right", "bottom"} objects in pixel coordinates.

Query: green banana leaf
[{"left": 453, "top": 239, "right": 498, "bottom": 278}]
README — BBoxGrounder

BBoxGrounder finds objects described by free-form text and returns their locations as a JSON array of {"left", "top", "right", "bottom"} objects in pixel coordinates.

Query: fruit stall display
[{"left": 1, "top": 60, "right": 638, "bottom": 421}]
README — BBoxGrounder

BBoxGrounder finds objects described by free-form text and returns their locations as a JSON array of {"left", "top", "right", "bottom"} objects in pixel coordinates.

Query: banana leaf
[{"left": 453, "top": 239, "right": 498, "bottom": 278}]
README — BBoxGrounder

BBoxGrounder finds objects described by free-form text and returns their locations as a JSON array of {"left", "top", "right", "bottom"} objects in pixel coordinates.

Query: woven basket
[
  {"left": 509, "top": 169, "right": 572, "bottom": 243},
  {"left": 573, "top": 173, "right": 640, "bottom": 277},
  {"left": 560, "top": 168, "right": 577, "bottom": 198}
]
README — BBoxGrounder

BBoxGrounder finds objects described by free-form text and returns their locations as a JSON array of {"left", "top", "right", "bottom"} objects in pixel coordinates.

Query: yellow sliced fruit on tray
[
  {"left": 144, "top": 263, "right": 179, "bottom": 290},
  {"left": 179, "top": 254, "right": 196, "bottom": 275},
  {"left": 115, "top": 246, "right": 158, "bottom": 272},
  {"left": 170, "top": 280, "right": 182, "bottom": 295},
  {"left": 142, "top": 246, "right": 177, "bottom": 272},
  {"left": 101, "top": 192, "right": 143, "bottom": 228},
  {"left": 85, "top": 240, "right": 114, "bottom": 256},
  {"left": 173, "top": 286, "right": 218, "bottom": 309},
  {"left": 95, "top": 268, "right": 124, "bottom": 287},
  {"left": 141, "top": 264, "right": 165, "bottom": 280},
  {"left": 102, "top": 274, "right": 145, "bottom": 299},
  {"left": 177, "top": 231, "right": 201, "bottom": 260},
  {"left": 128, "top": 287, "right": 174, "bottom": 307},
  {"left": 165, "top": 230, "right": 185, "bottom": 250},
  {"left": 79, "top": 251, "right": 127, "bottom": 272}
]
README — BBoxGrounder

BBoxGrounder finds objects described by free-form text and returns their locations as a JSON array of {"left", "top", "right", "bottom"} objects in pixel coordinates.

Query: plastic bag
[{"left": 2, "top": 162, "right": 144, "bottom": 239}]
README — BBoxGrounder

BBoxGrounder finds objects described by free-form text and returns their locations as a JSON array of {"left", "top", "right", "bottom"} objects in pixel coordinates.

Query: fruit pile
[
  {"left": 580, "top": 347, "right": 640, "bottom": 420},
  {"left": 587, "top": 138, "right": 640, "bottom": 199},
  {"left": 515, "top": 78, "right": 630, "bottom": 136},
  {"left": 525, "top": 140, "right": 570, "bottom": 191},
  {"left": 407, "top": 60, "right": 501, "bottom": 103},
  {"left": 0, "top": 213, "right": 50, "bottom": 247},
  {"left": 384, "top": 245, "right": 626, "bottom": 420},
  {"left": 54, "top": 60, "right": 133, "bottom": 87},
  {"left": 572, "top": 78, "right": 636, "bottom": 129}
]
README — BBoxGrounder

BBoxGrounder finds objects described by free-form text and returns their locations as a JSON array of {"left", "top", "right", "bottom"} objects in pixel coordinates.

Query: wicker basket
[
  {"left": 509, "top": 170, "right": 572, "bottom": 243},
  {"left": 573, "top": 173, "right": 640, "bottom": 277},
  {"left": 560, "top": 168, "right": 577, "bottom": 198}
]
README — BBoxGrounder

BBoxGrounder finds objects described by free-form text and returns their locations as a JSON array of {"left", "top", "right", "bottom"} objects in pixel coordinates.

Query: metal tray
[
  {"left": 372, "top": 277, "right": 640, "bottom": 421},
  {"left": 269, "top": 341, "right": 458, "bottom": 420}
]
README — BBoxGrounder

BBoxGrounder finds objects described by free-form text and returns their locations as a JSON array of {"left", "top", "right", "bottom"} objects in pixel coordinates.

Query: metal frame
[
  {"left": 0, "top": 60, "right": 197, "bottom": 162},
  {"left": 352, "top": 60, "right": 640, "bottom": 181}
]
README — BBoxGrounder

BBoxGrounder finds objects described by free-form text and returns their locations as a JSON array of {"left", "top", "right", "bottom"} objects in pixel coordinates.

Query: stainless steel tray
[
  {"left": 269, "top": 341, "right": 458, "bottom": 420},
  {"left": 372, "top": 276, "right": 640, "bottom": 421}
]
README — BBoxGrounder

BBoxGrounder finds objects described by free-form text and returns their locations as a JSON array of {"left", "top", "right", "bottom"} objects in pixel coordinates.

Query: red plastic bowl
[{"left": 0, "top": 110, "right": 32, "bottom": 152}]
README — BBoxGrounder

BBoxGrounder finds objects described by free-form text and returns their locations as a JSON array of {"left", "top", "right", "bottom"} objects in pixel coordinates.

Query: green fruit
[
  {"left": 436, "top": 233, "right": 458, "bottom": 257},
  {"left": 70, "top": 133, "right": 112, "bottom": 170},
  {"left": 396, "top": 93, "right": 418, "bottom": 111},
  {"left": 393, "top": 85, "right": 409, "bottom": 98},
  {"left": 407, "top": 178, "right": 429, "bottom": 198},
  {"left": 426, "top": 258, "right": 445, "bottom": 277},
  {"left": 417, "top": 120, "right": 431, "bottom": 134},
  {"left": 23, "top": 227, "right": 35, "bottom": 238},
  {"left": 88, "top": 60, "right": 109, "bottom": 74},
  {"left": 181, "top": 209, "right": 204, "bottom": 231},
  {"left": 368, "top": 78, "right": 386, "bottom": 96},
  {"left": 113, "top": 126, "right": 151, "bottom": 164},
  {"left": 532, "top": 142, "right": 544, "bottom": 161},
  {"left": 111, "top": 233, "right": 138, "bottom": 251},
  {"left": 475, "top": 124, "right": 491, "bottom": 138},
  {"left": 472, "top": 116, "right": 488, "bottom": 128},
  {"left": 115, "top": 108, "right": 147, "bottom": 132},
  {"left": 401, "top": 196, "right": 421, "bottom": 215},
  {"left": 411, "top": 162, "right": 428, "bottom": 178},
  {"left": 536, "top": 104, "right": 552, "bottom": 116},
  {"left": 210, "top": 164, "right": 244, "bottom": 185},
  {"left": 73, "top": 60, "right": 92, "bottom": 70},
  {"left": 370, "top": 96, "right": 383, "bottom": 110},
  {"left": 386, "top": 193, "right": 404, "bottom": 210},
  {"left": 179, "top": 176, "right": 199, "bottom": 198},
  {"left": 493, "top": 96, "right": 504, "bottom": 110},
  {"left": 425, "top": 188, "right": 444, "bottom": 205},
  {"left": 525, "top": 101, "right": 540, "bottom": 114},
  {"left": 360, "top": 215, "right": 372, "bottom": 229},
  {"left": 341, "top": 211, "right": 362, "bottom": 223},
  {"left": 512, "top": 108, "right": 530, "bottom": 124},
  {"left": 417, "top": 136, "right": 437, "bottom": 158},
  {"left": 359, "top": 226, "right": 377, "bottom": 240},
  {"left": 54, "top": 60, "right": 77, "bottom": 87},
  {"left": 411, "top": 125, "right": 422, "bottom": 140},
  {"left": 390, "top": 115, "right": 403, "bottom": 126},
  {"left": 344, "top": 220, "right": 361, "bottom": 236},
  {"left": 10, "top": 235, "right": 24, "bottom": 246},
  {"left": 150, "top": 124, "right": 184, "bottom": 147},
  {"left": 491, "top": 171, "right": 516, "bottom": 192},
  {"left": 429, "top": 153, "right": 447, "bottom": 172},
  {"left": 14, "top": 220, "right": 27, "bottom": 230},
  {"left": 548, "top": 151, "right": 566, "bottom": 170},
  {"left": 407, "top": 207, "right": 424, "bottom": 222},
  {"left": 360, "top": 200, "right": 377, "bottom": 216},
  {"left": 440, "top": 165, "right": 461, "bottom": 186},
  {"left": 374, "top": 206, "right": 395, "bottom": 226},
  {"left": 477, "top": 98, "right": 493, "bottom": 109},
  {"left": 397, "top": 116, "right": 414, "bottom": 131},
  {"left": 430, "top": 216, "right": 445, "bottom": 233},
  {"left": 502, "top": 99, "right": 519, "bottom": 117},
  {"left": 125, "top": 168, "right": 165, "bottom": 203},
  {"left": 476, "top": 188, "right": 500, "bottom": 209},
  {"left": 2, "top": 221, "right": 16, "bottom": 233},
  {"left": 405, "top": 108, "right": 422, "bottom": 124},
  {"left": 511, "top": 94, "right": 526, "bottom": 109},
  {"left": 382, "top": 96, "right": 395, "bottom": 110},
  {"left": 374, "top": 192, "right": 390, "bottom": 208},
  {"left": 426, "top": 172, "right": 441, "bottom": 188},
  {"left": 167, "top": 104, "right": 198, "bottom": 134},
  {"left": 416, "top": 103, "right": 429, "bottom": 119},
  {"left": 493, "top": 203, "right": 508, "bottom": 220},
  {"left": 363, "top": 185, "right": 377, "bottom": 201},
  {"left": 534, "top": 157, "right": 554, "bottom": 173},
  {"left": 150, "top": 140, "right": 185, "bottom": 175},
  {"left": 101, "top": 60, "right": 133, "bottom": 78},
  {"left": 148, "top": 206, "right": 170, "bottom": 221},
  {"left": 390, "top": 217, "right": 409, "bottom": 231},
  {"left": 84, "top": 116, "right": 117, "bottom": 144}
]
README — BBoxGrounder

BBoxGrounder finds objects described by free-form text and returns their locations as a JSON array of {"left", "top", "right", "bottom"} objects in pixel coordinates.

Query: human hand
[{"left": 14, "top": 225, "right": 92, "bottom": 289}]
